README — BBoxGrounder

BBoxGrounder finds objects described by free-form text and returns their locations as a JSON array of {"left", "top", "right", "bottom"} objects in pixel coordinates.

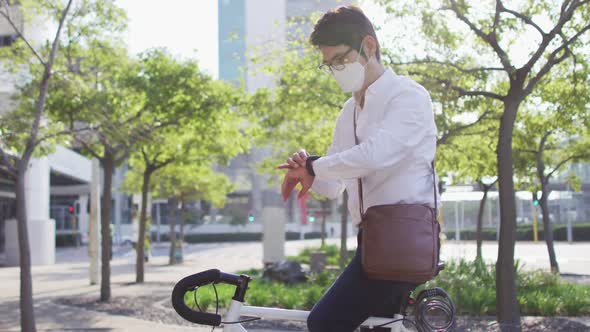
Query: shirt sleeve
[
  {"left": 312, "top": 88, "right": 433, "bottom": 181},
  {"left": 310, "top": 117, "right": 346, "bottom": 199}
]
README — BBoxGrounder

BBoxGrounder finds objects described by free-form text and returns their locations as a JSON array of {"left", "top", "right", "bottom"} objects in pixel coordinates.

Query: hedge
[
  {"left": 152, "top": 231, "right": 323, "bottom": 243},
  {"left": 56, "top": 233, "right": 81, "bottom": 247},
  {"left": 445, "top": 223, "right": 590, "bottom": 241}
]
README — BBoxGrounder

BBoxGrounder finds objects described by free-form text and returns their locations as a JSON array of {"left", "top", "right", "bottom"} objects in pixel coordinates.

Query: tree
[
  {"left": 120, "top": 71, "right": 249, "bottom": 280},
  {"left": 513, "top": 60, "right": 590, "bottom": 272},
  {"left": 150, "top": 163, "right": 235, "bottom": 265},
  {"left": 437, "top": 119, "right": 498, "bottom": 262},
  {"left": 377, "top": 0, "right": 590, "bottom": 328},
  {"left": 0, "top": 1, "right": 124, "bottom": 329},
  {"left": 46, "top": 48, "right": 202, "bottom": 301},
  {"left": 48, "top": 46, "right": 141, "bottom": 302}
]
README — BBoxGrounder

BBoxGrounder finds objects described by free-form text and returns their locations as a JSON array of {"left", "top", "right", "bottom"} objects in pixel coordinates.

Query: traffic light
[
  {"left": 248, "top": 213, "right": 255, "bottom": 222},
  {"left": 308, "top": 215, "right": 315, "bottom": 223},
  {"left": 68, "top": 206, "right": 75, "bottom": 214},
  {"left": 533, "top": 199, "right": 539, "bottom": 206}
]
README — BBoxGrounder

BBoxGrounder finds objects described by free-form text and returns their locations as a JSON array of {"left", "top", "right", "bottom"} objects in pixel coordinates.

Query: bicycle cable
[
  {"left": 369, "top": 287, "right": 455, "bottom": 331},
  {"left": 414, "top": 287, "right": 455, "bottom": 331},
  {"left": 371, "top": 316, "right": 419, "bottom": 329},
  {"left": 192, "top": 282, "right": 262, "bottom": 332}
]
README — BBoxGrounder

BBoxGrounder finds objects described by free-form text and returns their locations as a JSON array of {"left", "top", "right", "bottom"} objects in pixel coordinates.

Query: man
[{"left": 277, "top": 5, "right": 439, "bottom": 332}]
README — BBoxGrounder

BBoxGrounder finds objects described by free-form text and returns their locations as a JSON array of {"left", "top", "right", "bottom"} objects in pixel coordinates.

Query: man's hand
[
  {"left": 277, "top": 149, "right": 308, "bottom": 170},
  {"left": 280, "top": 165, "right": 314, "bottom": 201}
]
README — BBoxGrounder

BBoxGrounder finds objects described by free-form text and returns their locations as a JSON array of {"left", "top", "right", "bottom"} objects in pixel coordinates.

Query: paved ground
[{"left": 1, "top": 238, "right": 589, "bottom": 331}]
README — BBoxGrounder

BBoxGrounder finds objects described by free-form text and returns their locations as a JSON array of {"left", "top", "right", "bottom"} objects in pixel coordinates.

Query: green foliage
[
  {"left": 287, "top": 244, "right": 348, "bottom": 266},
  {"left": 0, "top": 0, "right": 128, "bottom": 160},
  {"left": 436, "top": 118, "right": 498, "bottom": 186},
  {"left": 45, "top": 43, "right": 146, "bottom": 159},
  {"left": 427, "top": 259, "right": 590, "bottom": 316},
  {"left": 184, "top": 269, "right": 340, "bottom": 311},
  {"left": 513, "top": 58, "right": 590, "bottom": 192},
  {"left": 118, "top": 49, "right": 250, "bottom": 212},
  {"left": 246, "top": 29, "right": 348, "bottom": 190},
  {"left": 182, "top": 253, "right": 590, "bottom": 316}
]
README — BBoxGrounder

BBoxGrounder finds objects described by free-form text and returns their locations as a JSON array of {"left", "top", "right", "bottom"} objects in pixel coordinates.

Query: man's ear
[{"left": 362, "top": 35, "right": 378, "bottom": 59}]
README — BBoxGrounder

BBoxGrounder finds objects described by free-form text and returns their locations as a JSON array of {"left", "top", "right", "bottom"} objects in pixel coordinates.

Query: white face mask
[{"left": 331, "top": 42, "right": 368, "bottom": 93}]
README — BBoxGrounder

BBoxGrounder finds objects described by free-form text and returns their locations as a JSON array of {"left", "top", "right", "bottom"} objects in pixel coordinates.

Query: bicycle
[{"left": 171, "top": 264, "right": 456, "bottom": 332}]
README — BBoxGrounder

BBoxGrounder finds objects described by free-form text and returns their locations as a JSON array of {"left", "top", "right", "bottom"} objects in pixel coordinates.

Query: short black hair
[{"left": 309, "top": 5, "right": 380, "bottom": 61}]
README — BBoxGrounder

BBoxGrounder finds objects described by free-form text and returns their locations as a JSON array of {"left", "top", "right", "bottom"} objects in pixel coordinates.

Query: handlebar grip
[{"left": 171, "top": 269, "right": 223, "bottom": 326}]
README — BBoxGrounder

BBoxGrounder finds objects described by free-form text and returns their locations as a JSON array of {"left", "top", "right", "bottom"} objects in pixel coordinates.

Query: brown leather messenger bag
[{"left": 354, "top": 105, "right": 441, "bottom": 284}]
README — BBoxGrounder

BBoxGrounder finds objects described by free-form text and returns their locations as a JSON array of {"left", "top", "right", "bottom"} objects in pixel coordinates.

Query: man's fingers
[
  {"left": 276, "top": 163, "right": 293, "bottom": 169},
  {"left": 298, "top": 150, "right": 308, "bottom": 160},
  {"left": 287, "top": 158, "right": 300, "bottom": 168},
  {"left": 281, "top": 177, "right": 299, "bottom": 201},
  {"left": 298, "top": 149, "right": 308, "bottom": 157},
  {"left": 297, "top": 181, "right": 311, "bottom": 199},
  {"left": 293, "top": 152, "right": 307, "bottom": 167}
]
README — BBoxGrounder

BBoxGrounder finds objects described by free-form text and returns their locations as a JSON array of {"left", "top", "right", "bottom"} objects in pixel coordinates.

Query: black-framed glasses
[{"left": 317, "top": 47, "right": 355, "bottom": 74}]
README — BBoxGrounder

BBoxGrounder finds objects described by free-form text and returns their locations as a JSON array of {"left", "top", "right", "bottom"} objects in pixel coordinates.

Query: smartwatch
[{"left": 305, "top": 155, "right": 321, "bottom": 176}]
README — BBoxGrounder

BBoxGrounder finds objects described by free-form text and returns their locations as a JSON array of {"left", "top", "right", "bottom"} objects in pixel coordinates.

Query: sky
[
  {"left": 117, "top": 0, "right": 219, "bottom": 78},
  {"left": 116, "top": 0, "right": 386, "bottom": 80},
  {"left": 31, "top": 0, "right": 538, "bottom": 82}
]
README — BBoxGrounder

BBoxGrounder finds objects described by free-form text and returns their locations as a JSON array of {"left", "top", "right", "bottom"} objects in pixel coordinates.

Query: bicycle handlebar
[{"left": 171, "top": 268, "right": 250, "bottom": 326}]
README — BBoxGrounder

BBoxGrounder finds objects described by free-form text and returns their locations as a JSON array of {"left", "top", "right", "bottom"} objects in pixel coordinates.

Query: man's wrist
[{"left": 305, "top": 155, "right": 321, "bottom": 177}]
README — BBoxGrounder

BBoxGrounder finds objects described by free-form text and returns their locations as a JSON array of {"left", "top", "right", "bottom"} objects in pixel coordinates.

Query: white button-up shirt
[{"left": 311, "top": 68, "right": 440, "bottom": 227}]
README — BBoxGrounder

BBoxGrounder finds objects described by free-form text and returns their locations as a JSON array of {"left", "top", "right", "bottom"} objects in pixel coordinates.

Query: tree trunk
[
  {"left": 16, "top": 159, "right": 36, "bottom": 332},
  {"left": 100, "top": 152, "right": 115, "bottom": 302},
  {"left": 476, "top": 183, "right": 489, "bottom": 262},
  {"left": 136, "top": 167, "right": 153, "bottom": 283},
  {"left": 179, "top": 196, "right": 186, "bottom": 260},
  {"left": 10, "top": 2, "right": 73, "bottom": 328},
  {"left": 168, "top": 197, "right": 178, "bottom": 265},
  {"left": 539, "top": 188, "right": 559, "bottom": 273},
  {"left": 536, "top": 148, "right": 559, "bottom": 273},
  {"left": 496, "top": 99, "right": 521, "bottom": 331},
  {"left": 180, "top": 208, "right": 186, "bottom": 243},
  {"left": 339, "top": 191, "right": 349, "bottom": 269}
]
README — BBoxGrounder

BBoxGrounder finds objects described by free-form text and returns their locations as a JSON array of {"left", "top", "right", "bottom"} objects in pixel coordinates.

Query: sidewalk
[
  {"left": 0, "top": 238, "right": 343, "bottom": 332},
  {"left": 0, "top": 298, "right": 208, "bottom": 332},
  {"left": 1, "top": 238, "right": 590, "bottom": 331}
]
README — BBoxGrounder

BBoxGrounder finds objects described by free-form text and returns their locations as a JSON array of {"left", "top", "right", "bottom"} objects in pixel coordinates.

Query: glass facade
[{"left": 218, "top": 0, "right": 246, "bottom": 83}]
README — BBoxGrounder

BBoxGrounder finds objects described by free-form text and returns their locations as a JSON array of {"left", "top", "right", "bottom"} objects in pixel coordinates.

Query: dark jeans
[{"left": 307, "top": 229, "right": 417, "bottom": 332}]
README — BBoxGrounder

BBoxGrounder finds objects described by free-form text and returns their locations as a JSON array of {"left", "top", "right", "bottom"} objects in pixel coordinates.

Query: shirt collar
[
  {"left": 353, "top": 68, "right": 396, "bottom": 107},
  {"left": 367, "top": 67, "right": 396, "bottom": 97}
]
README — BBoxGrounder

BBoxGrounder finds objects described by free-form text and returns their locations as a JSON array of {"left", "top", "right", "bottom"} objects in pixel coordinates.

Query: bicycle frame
[
  {"left": 172, "top": 268, "right": 412, "bottom": 332},
  {"left": 221, "top": 299, "right": 408, "bottom": 332}
]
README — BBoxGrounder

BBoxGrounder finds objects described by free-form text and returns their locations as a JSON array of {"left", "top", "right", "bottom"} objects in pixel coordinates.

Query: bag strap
[
  {"left": 432, "top": 160, "right": 438, "bottom": 220},
  {"left": 353, "top": 104, "right": 438, "bottom": 220},
  {"left": 353, "top": 105, "right": 364, "bottom": 219}
]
